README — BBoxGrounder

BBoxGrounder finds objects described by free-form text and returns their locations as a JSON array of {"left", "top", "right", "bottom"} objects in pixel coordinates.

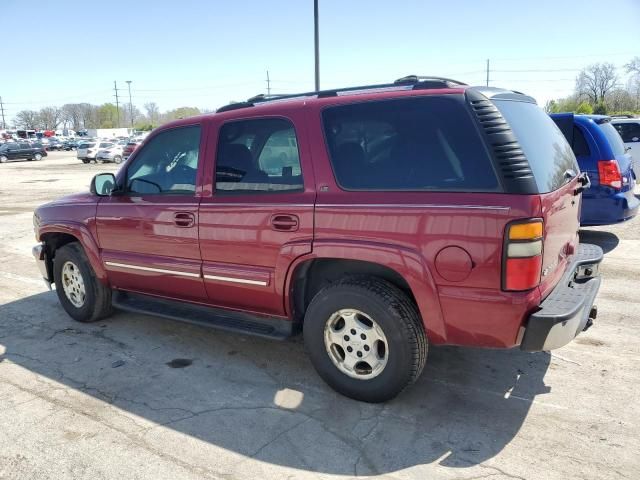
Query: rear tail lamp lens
[
  {"left": 503, "top": 220, "right": 544, "bottom": 292},
  {"left": 597, "top": 160, "right": 622, "bottom": 189}
]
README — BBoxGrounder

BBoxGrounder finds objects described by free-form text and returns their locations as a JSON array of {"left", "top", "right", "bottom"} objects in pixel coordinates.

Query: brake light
[
  {"left": 503, "top": 219, "right": 543, "bottom": 292},
  {"left": 597, "top": 160, "right": 622, "bottom": 189}
]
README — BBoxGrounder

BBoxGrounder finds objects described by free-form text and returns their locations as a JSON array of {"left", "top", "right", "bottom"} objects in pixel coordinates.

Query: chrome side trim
[
  {"left": 315, "top": 204, "right": 510, "bottom": 210},
  {"left": 203, "top": 274, "right": 268, "bottom": 286},
  {"left": 105, "top": 261, "right": 201, "bottom": 278}
]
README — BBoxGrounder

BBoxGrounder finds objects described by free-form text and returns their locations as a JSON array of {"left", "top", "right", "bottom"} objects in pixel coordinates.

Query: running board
[{"left": 112, "top": 291, "right": 295, "bottom": 340}]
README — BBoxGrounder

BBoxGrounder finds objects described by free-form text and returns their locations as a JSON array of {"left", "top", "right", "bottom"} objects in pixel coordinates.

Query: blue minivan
[{"left": 551, "top": 113, "right": 638, "bottom": 226}]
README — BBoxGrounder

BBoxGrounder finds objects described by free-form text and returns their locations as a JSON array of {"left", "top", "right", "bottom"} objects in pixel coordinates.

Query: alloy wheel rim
[
  {"left": 324, "top": 308, "right": 389, "bottom": 380},
  {"left": 61, "top": 261, "right": 86, "bottom": 308}
]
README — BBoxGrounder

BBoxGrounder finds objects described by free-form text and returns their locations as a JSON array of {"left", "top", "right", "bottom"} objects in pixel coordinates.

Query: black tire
[
  {"left": 303, "top": 276, "right": 427, "bottom": 403},
  {"left": 0, "top": 155, "right": 7, "bottom": 163},
  {"left": 53, "top": 242, "right": 113, "bottom": 323},
  {"left": 113, "top": 155, "right": 122, "bottom": 164},
  {"left": 81, "top": 159, "right": 90, "bottom": 164},
  {"left": 34, "top": 153, "right": 43, "bottom": 161}
]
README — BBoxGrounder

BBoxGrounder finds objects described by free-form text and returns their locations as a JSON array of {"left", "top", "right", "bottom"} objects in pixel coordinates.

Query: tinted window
[
  {"left": 599, "top": 122, "right": 625, "bottom": 156},
  {"left": 19, "top": 143, "right": 31, "bottom": 149},
  {"left": 126, "top": 125, "right": 201, "bottom": 195},
  {"left": 495, "top": 100, "right": 578, "bottom": 193},
  {"left": 613, "top": 122, "right": 640, "bottom": 142},
  {"left": 216, "top": 118, "right": 303, "bottom": 194},
  {"left": 572, "top": 126, "right": 591, "bottom": 157},
  {"left": 322, "top": 96, "right": 498, "bottom": 191}
]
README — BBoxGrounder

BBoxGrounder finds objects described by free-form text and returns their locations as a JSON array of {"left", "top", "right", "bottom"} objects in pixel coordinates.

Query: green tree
[
  {"left": 593, "top": 101, "right": 608, "bottom": 115},
  {"left": 575, "top": 102, "right": 593, "bottom": 114},
  {"left": 97, "top": 103, "right": 119, "bottom": 128}
]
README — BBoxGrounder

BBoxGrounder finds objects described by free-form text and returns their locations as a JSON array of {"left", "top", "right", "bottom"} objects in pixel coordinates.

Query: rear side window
[
  {"left": 322, "top": 96, "right": 498, "bottom": 191},
  {"left": 215, "top": 118, "right": 304, "bottom": 194},
  {"left": 598, "top": 122, "right": 625, "bottom": 156},
  {"left": 495, "top": 100, "right": 578, "bottom": 193},
  {"left": 613, "top": 122, "right": 640, "bottom": 143},
  {"left": 572, "top": 126, "right": 591, "bottom": 157}
]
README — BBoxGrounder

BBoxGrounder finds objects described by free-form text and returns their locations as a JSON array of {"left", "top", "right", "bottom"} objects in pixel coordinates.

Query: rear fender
[{"left": 283, "top": 239, "right": 447, "bottom": 344}]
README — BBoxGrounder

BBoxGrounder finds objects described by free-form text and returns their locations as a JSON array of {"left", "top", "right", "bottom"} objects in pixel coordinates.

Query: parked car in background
[
  {"left": 611, "top": 117, "right": 640, "bottom": 159},
  {"left": 63, "top": 140, "right": 80, "bottom": 151},
  {"left": 96, "top": 144, "right": 124, "bottom": 163},
  {"left": 77, "top": 141, "right": 114, "bottom": 163},
  {"left": 551, "top": 113, "right": 638, "bottom": 226},
  {"left": 33, "top": 77, "right": 602, "bottom": 402},
  {"left": 122, "top": 139, "right": 141, "bottom": 161},
  {"left": 46, "top": 138, "right": 64, "bottom": 151},
  {"left": 0, "top": 141, "right": 47, "bottom": 163}
]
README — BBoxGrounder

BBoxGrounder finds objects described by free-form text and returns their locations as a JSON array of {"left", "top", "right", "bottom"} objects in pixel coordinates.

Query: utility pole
[
  {"left": 266, "top": 70, "right": 271, "bottom": 96},
  {"left": 486, "top": 59, "right": 490, "bottom": 87},
  {"left": 314, "top": 0, "right": 320, "bottom": 91},
  {"left": 126, "top": 81, "right": 133, "bottom": 129},
  {"left": 0, "top": 96, "right": 5, "bottom": 130},
  {"left": 113, "top": 81, "right": 120, "bottom": 127}
]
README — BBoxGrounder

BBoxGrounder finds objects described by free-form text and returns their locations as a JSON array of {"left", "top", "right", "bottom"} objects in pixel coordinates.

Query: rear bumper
[
  {"left": 581, "top": 189, "right": 639, "bottom": 226},
  {"left": 520, "top": 243, "right": 603, "bottom": 352}
]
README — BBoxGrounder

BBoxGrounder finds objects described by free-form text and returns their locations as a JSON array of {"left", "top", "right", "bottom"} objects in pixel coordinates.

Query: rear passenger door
[
  {"left": 19, "top": 143, "right": 32, "bottom": 159},
  {"left": 198, "top": 113, "right": 315, "bottom": 316}
]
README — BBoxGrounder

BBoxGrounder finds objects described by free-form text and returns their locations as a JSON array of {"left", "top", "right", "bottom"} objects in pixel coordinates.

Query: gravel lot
[{"left": 0, "top": 151, "right": 639, "bottom": 480}]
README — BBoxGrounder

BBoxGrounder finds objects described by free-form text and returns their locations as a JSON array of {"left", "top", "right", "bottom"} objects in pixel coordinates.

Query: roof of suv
[{"left": 158, "top": 76, "right": 537, "bottom": 130}]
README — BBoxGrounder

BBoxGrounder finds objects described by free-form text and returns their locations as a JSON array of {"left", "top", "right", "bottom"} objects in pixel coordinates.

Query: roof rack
[{"left": 216, "top": 75, "right": 467, "bottom": 113}]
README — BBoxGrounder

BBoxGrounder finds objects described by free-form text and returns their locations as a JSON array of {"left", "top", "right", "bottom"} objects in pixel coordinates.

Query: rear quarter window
[
  {"left": 598, "top": 122, "right": 625, "bottom": 156},
  {"left": 495, "top": 100, "right": 578, "bottom": 193},
  {"left": 322, "top": 96, "right": 499, "bottom": 191}
]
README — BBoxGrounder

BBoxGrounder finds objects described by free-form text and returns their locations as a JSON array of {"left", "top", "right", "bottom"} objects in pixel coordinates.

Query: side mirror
[{"left": 90, "top": 173, "right": 117, "bottom": 196}]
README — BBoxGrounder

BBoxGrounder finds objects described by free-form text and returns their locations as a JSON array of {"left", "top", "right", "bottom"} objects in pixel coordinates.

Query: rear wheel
[
  {"left": 113, "top": 155, "right": 122, "bottom": 164},
  {"left": 303, "top": 277, "right": 427, "bottom": 403},
  {"left": 81, "top": 159, "right": 90, "bottom": 164},
  {"left": 53, "top": 243, "right": 113, "bottom": 323},
  {"left": 34, "top": 153, "right": 43, "bottom": 161},
  {"left": 0, "top": 155, "right": 7, "bottom": 163}
]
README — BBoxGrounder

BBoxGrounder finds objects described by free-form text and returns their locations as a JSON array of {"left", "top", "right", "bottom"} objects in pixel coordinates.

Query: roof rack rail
[{"left": 216, "top": 75, "right": 468, "bottom": 113}]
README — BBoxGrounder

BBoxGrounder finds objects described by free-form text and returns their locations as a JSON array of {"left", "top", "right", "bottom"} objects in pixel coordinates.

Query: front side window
[
  {"left": 322, "top": 96, "right": 498, "bottom": 191},
  {"left": 126, "top": 125, "right": 201, "bottom": 195},
  {"left": 215, "top": 118, "right": 303, "bottom": 194}
]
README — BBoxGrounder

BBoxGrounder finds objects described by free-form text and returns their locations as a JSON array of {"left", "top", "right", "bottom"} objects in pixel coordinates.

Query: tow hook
[{"left": 583, "top": 305, "right": 597, "bottom": 332}]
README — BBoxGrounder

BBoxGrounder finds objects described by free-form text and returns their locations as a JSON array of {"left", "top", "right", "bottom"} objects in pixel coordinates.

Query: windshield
[
  {"left": 494, "top": 99, "right": 578, "bottom": 193},
  {"left": 598, "top": 121, "right": 625, "bottom": 156}
]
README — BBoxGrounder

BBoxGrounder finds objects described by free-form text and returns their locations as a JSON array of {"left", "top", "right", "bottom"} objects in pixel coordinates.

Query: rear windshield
[
  {"left": 598, "top": 121, "right": 625, "bottom": 156},
  {"left": 322, "top": 96, "right": 498, "bottom": 191},
  {"left": 495, "top": 100, "right": 578, "bottom": 193}
]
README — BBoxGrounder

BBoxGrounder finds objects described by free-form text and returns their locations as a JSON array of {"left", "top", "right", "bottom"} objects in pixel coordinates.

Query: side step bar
[{"left": 112, "top": 291, "right": 295, "bottom": 340}]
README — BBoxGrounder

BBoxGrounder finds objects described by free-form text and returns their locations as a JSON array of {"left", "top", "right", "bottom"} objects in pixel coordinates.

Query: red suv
[{"left": 32, "top": 76, "right": 602, "bottom": 402}]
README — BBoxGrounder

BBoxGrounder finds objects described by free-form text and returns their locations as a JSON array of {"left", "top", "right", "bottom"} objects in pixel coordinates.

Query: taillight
[
  {"left": 597, "top": 160, "right": 622, "bottom": 189},
  {"left": 503, "top": 219, "right": 543, "bottom": 292}
]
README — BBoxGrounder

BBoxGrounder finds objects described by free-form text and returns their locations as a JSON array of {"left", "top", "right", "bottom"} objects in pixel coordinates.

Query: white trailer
[{"left": 86, "top": 128, "right": 131, "bottom": 139}]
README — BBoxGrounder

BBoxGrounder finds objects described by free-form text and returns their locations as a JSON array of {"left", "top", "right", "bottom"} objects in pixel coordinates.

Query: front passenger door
[{"left": 96, "top": 125, "right": 207, "bottom": 302}]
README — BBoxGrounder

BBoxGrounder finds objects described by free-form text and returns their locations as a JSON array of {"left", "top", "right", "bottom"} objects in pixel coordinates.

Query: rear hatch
[
  {"left": 597, "top": 119, "right": 635, "bottom": 189},
  {"left": 493, "top": 99, "right": 581, "bottom": 298}
]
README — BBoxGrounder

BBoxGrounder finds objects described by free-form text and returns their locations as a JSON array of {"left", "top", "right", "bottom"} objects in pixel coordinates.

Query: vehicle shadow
[
  {"left": 0, "top": 291, "right": 551, "bottom": 476},
  {"left": 579, "top": 229, "right": 620, "bottom": 254}
]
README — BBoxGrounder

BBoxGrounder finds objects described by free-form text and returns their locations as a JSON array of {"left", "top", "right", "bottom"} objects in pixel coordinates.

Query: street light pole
[
  {"left": 126, "top": 81, "right": 133, "bottom": 130},
  {"left": 314, "top": 0, "right": 320, "bottom": 91}
]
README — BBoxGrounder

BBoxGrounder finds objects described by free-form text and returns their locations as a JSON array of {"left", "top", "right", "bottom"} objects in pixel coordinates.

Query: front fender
[
  {"left": 39, "top": 221, "right": 108, "bottom": 284},
  {"left": 283, "top": 239, "right": 447, "bottom": 344}
]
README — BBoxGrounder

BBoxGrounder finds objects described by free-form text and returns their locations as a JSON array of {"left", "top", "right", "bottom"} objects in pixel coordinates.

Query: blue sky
[{"left": 1, "top": 0, "right": 639, "bottom": 120}]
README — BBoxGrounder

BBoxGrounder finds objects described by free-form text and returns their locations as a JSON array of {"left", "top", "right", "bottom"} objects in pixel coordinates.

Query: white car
[
  {"left": 611, "top": 117, "right": 640, "bottom": 160},
  {"left": 77, "top": 141, "right": 114, "bottom": 164},
  {"left": 95, "top": 144, "right": 125, "bottom": 164}
]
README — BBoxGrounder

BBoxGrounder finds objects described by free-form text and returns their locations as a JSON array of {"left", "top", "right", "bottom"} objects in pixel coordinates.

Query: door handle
[
  {"left": 173, "top": 212, "right": 195, "bottom": 228},
  {"left": 271, "top": 214, "right": 299, "bottom": 231}
]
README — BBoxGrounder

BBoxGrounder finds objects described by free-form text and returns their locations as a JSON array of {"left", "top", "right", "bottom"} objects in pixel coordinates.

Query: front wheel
[
  {"left": 81, "top": 159, "right": 90, "bottom": 164},
  {"left": 53, "top": 243, "right": 113, "bottom": 323},
  {"left": 0, "top": 155, "right": 7, "bottom": 163},
  {"left": 113, "top": 155, "right": 122, "bottom": 164},
  {"left": 303, "top": 277, "right": 427, "bottom": 403}
]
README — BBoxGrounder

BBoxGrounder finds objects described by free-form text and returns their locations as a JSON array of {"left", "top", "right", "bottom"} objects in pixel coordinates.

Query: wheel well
[
  {"left": 290, "top": 258, "right": 417, "bottom": 322},
  {"left": 41, "top": 233, "right": 79, "bottom": 281}
]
